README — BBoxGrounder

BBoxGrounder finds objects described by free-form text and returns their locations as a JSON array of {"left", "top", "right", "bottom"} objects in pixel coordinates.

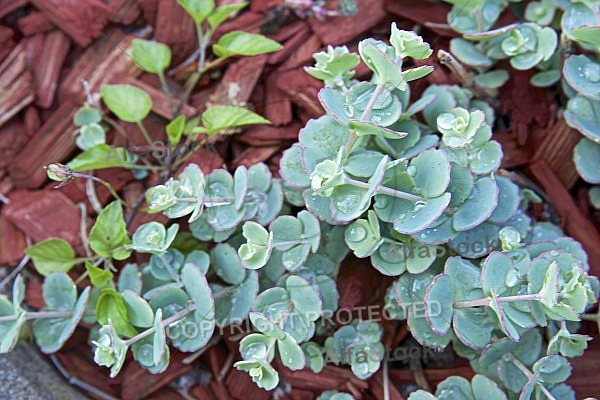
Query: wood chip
[
  {"left": 33, "top": 30, "right": 71, "bottom": 108},
  {"left": 2, "top": 188, "right": 81, "bottom": 246},
  {"left": 121, "top": 352, "right": 194, "bottom": 400},
  {"left": 499, "top": 68, "right": 552, "bottom": 146},
  {"left": 308, "top": 0, "right": 386, "bottom": 45},
  {"left": 0, "top": 120, "right": 30, "bottom": 170},
  {"left": 495, "top": 131, "right": 533, "bottom": 169},
  {"left": 154, "top": 0, "right": 197, "bottom": 62},
  {"left": 386, "top": 0, "right": 455, "bottom": 37},
  {"left": 532, "top": 118, "right": 580, "bottom": 189},
  {"left": 232, "top": 145, "right": 280, "bottom": 168},
  {"left": 0, "top": 0, "right": 27, "bottom": 19},
  {"left": 265, "top": 73, "right": 292, "bottom": 125},
  {"left": 225, "top": 367, "right": 271, "bottom": 400},
  {"left": 0, "top": 44, "right": 34, "bottom": 128},
  {"left": 108, "top": 0, "right": 141, "bottom": 25},
  {"left": 369, "top": 370, "right": 406, "bottom": 400},
  {"left": 267, "top": 25, "right": 311, "bottom": 65},
  {"left": 208, "top": 54, "right": 267, "bottom": 108},
  {"left": 275, "top": 69, "right": 323, "bottom": 118},
  {"left": 0, "top": 26, "right": 16, "bottom": 61},
  {"left": 8, "top": 102, "right": 76, "bottom": 188},
  {"left": 279, "top": 33, "right": 322, "bottom": 71},
  {"left": 30, "top": 0, "right": 111, "bottom": 47},
  {"left": 17, "top": 11, "right": 55, "bottom": 36},
  {"left": 58, "top": 28, "right": 143, "bottom": 103},
  {"left": 0, "top": 215, "right": 27, "bottom": 265}
]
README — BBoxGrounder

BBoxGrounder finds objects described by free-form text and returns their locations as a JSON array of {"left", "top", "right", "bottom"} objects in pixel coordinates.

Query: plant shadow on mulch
[{"left": 1, "top": 0, "right": 599, "bottom": 399}]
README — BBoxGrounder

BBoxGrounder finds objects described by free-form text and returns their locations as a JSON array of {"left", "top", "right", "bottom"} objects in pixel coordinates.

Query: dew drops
[
  {"left": 348, "top": 225, "right": 368, "bottom": 242},
  {"left": 413, "top": 200, "right": 427, "bottom": 211},
  {"left": 335, "top": 194, "right": 360, "bottom": 214},
  {"left": 584, "top": 62, "right": 600, "bottom": 83}
]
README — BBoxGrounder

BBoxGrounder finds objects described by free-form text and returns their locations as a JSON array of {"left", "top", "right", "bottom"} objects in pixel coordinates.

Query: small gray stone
[{"left": 0, "top": 342, "right": 88, "bottom": 400}]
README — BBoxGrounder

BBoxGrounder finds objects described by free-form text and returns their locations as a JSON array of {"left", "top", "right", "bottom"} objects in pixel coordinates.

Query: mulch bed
[{"left": 1, "top": 0, "right": 599, "bottom": 399}]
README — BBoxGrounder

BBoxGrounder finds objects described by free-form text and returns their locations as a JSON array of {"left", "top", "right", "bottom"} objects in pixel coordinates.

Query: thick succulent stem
[
  {"left": 124, "top": 303, "right": 196, "bottom": 346},
  {"left": 344, "top": 82, "right": 386, "bottom": 154},
  {"left": 344, "top": 177, "right": 424, "bottom": 202},
  {"left": 453, "top": 293, "right": 541, "bottom": 308}
]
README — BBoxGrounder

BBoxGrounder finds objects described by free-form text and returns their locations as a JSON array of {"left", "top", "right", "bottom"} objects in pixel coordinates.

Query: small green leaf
[
  {"left": 67, "top": 144, "right": 135, "bottom": 171},
  {"left": 195, "top": 105, "right": 270, "bottom": 136},
  {"left": 408, "top": 391, "right": 438, "bottom": 400},
  {"left": 531, "top": 70, "right": 560, "bottom": 87},
  {"left": 239, "top": 221, "right": 273, "bottom": 269},
  {"left": 131, "top": 222, "right": 179, "bottom": 255},
  {"left": 89, "top": 201, "right": 132, "bottom": 260},
  {"left": 424, "top": 274, "right": 454, "bottom": 335},
  {"left": 34, "top": 287, "right": 91, "bottom": 354},
  {"left": 574, "top": 138, "right": 600, "bottom": 183},
  {"left": 286, "top": 275, "right": 322, "bottom": 317},
  {"left": 100, "top": 84, "right": 152, "bottom": 123},
  {"left": 122, "top": 290, "right": 154, "bottom": 328},
  {"left": 76, "top": 123, "right": 106, "bottom": 150},
  {"left": 43, "top": 272, "right": 77, "bottom": 311},
  {"left": 25, "top": 238, "right": 79, "bottom": 276},
  {"left": 450, "top": 38, "right": 493, "bottom": 67},
  {"left": 74, "top": 107, "right": 102, "bottom": 126},
  {"left": 177, "top": 0, "right": 214, "bottom": 23},
  {"left": 471, "top": 374, "right": 507, "bottom": 399},
  {"left": 302, "top": 342, "right": 324, "bottom": 373},
  {"left": 250, "top": 312, "right": 287, "bottom": 340},
  {"left": 117, "top": 264, "right": 142, "bottom": 293},
  {"left": 0, "top": 297, "right": 25, "bottom": 353},
  {"left": 452, "top": 177, "right": 498, "bottom": 231},
  {"left": 211, "top": 243, "right": 245, "bottom": 285},
  {"left": 180, "top": 262, "right": 215, "bottom": 351},
  {"left": 239, "top": 332, "right": 275, "bottom": 361},
  {"left": 234, "top": 359, "right": 279, "bottom": 390},
  {"left": 85, "top": 263, "right": 114, "bottom": 287},
  {"left": 96, "top": 288, "right": 138, "bottom": 338},
  {"left": 207, "top": 2, "right": 247, "bottom": 29},
  {"left": 131, "top": 39, "right": 172, "bottom": 74},
  {"left": 563, "top": 55, "right": 600, "bottom": 101},
  {"left": 166, "top": 115, "right": 185, "bottom": 146},
  {"left": 473, "top": 70, "right": 509, "bottom": 89},
  {"left": 152, "top": 309, "right": 166, "bottom": 366},
  {"left": 277, "top": 334, "right": 305, "bottom": 370},
  {"left": 213, "top": 31, "right": 283, "bottom": 58}
]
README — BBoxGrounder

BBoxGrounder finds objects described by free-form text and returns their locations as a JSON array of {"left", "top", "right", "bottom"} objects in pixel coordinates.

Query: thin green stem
[
  {"left": 135, "top": 121, "right": 155, "bottom": 149},
  {"left": 124, "top": 303, "right": 196, "bottom": 346},
  {"left": 511, "top": 357, "right": 557, "bottom": 400},
  {"left": 453, "top": 293, "right": 541, "bottom": 308},
  {"left": 72, "top": 173, "right": 127, "bottom": 206},
  {"left": 344, "top": 82, "right": 386, "bottom": 154},
  {"left": 343, "top": 177, "right": 425, "bottom": 202},
  {"left": 158, "top": 71, "right": 175, "bottom": 118}
]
